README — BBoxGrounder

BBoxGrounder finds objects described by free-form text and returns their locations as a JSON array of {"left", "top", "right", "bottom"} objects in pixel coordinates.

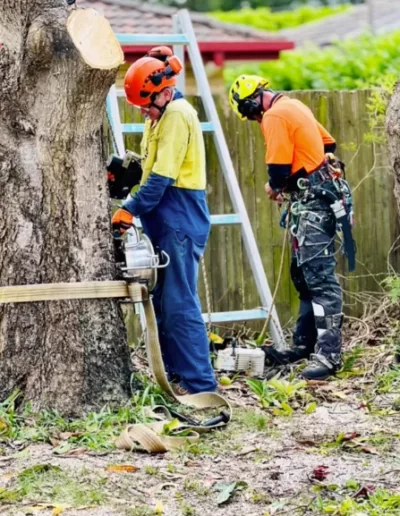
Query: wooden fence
[{"left": 118, "top": 90, "right": 399, "bottom": 328}]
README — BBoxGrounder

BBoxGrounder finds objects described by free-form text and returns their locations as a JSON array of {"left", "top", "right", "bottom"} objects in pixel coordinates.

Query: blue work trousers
[{"left": 151, "top": 229, "right": 217, "bottom": 393}]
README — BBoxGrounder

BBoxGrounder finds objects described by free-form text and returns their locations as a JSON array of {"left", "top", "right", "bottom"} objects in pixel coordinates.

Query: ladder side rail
[
  {"left": 106, "top": 89, "right": 147, "bottom": 329},
  {"left": 177, "top": 10, "right": 285, "bottom": 348},
  {"left": 172, "top": 14, "right": 186, "bottom": 95},
  {"left": 106, "top": 85, "right": 126, "bottom": 157}
]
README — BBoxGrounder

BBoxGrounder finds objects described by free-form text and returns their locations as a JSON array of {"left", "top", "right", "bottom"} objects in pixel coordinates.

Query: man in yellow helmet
[{"left": 229, "top": 75, "right": 354, "bottom": 380}]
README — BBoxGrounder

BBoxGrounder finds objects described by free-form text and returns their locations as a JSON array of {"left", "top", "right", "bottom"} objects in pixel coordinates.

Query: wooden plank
[
  {"left": 252, "top": 108, "right": 280, "bottom": 325},
  {"left": 203, "top": 99, "right": 230, "bottom": 317},
  {"left": 236, "top": 111, "right": 259, "bottom": 316},
  {"left": 350, "top": 90, "right": 374, "bottom": 313},
  {"left": 218, "top": 96, "right": 245, "bottom": 316},
  {"left": 337, "top": 91, "right": 360, "bottom": 315}
]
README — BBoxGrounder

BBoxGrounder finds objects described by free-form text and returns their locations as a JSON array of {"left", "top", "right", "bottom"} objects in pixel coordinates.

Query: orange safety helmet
[
  {"left": 124, "top": 55, "right": 182, "bottom": 107},
  {"left": 147, "top": 46, "right": 173, "bottom": 62}
]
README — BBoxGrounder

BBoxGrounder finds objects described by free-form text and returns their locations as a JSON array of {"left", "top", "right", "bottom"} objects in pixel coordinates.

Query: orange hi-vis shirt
[{"left": 261, "top": 96, "right": 335, "bottom": 174}]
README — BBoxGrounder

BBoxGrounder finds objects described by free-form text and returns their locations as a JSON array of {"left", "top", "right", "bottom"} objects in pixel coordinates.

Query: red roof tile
[{"left": 78, "top": 0, "right": 279, "bottom": 41}]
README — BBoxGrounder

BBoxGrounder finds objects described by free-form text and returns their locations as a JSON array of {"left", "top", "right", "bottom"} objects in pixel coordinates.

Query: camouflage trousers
[{"left": 290, "top": 177, "right": 343, "bottom": 365}]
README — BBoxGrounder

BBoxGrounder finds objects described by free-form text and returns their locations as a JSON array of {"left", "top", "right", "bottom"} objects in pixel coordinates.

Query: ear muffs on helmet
[
  {"left": 150, "top": 55, "right": 183, "bottom": 87},
  {"left": 234, "top": 92, "right": 263, "bottom": 120}
]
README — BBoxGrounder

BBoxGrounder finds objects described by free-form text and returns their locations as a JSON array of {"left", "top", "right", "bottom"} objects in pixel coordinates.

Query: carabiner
[
  {"left": 290, "top": 224, "right": 298, "bottom": 237},
  {"left": 290, "top": 201, "right": 300, "bottom": 216},
  {"left": 297, "top": 178, "right": 310, "bottom": 190}
]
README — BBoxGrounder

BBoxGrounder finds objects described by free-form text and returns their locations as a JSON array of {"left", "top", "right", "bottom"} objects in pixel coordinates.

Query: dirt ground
[{"left": 1, "top": 339, "right": 400, "bottom": 516}]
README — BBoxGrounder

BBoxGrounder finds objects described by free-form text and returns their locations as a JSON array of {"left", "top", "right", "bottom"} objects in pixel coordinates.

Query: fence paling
[{"left": 116, "top": 90, "right": 398, "bottom": 326}]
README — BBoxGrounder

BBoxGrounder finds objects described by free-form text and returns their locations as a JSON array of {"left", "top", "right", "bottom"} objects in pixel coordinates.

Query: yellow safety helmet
[{"left": 228, "top": 74, "right": 269, "bottom": 120}]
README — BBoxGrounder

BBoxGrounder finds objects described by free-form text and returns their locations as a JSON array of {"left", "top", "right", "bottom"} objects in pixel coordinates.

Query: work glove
[{"left": 111, "top": 208, "right": 135, "bottom": 234}]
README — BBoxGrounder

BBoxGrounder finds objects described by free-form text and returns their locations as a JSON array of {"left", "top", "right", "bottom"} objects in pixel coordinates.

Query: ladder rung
[
  {"left": 210, "top": 214, "right": 241, "bottom": 225},
  {"left": 132, "top": 214, "right": 241, "bottom": 229},
  {"left": 122, "top": 122, "right": 214, "bottom": 133},
  {"left": 117, "top": 34, "right": 189, "bottom": 45},
  {"left": 202, "top": 309, "right": 267, "bottom": 323}
]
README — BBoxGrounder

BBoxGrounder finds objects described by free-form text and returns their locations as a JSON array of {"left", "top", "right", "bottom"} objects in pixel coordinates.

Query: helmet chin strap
[
  {"left": 247, "top": 91, "right": 283, "bottom": 120},
  {"left": 148, "top": 88, "right": 174, "bottom": 115}
]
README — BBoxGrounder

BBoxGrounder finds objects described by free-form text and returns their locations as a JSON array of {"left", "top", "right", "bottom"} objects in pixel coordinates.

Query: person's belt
[{"left": 286, "top": 160, "right": 327, "bottom": 192}]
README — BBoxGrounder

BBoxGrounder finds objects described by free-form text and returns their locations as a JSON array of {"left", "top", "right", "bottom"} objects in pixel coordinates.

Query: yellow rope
[{"left": 257, "top": 222, "right": 290, "bottom": 344}]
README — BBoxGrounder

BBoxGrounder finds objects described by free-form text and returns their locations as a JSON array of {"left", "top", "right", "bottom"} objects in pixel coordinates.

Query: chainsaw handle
[{"left": 157, "top": 250, "right": 170, "bottom": 268}]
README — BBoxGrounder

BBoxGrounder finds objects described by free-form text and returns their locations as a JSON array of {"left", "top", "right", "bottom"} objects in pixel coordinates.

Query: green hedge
[
  {"left": 224, "top": 31, "right": 400, "bottom": 91},
  {"left": 209, "top": 5, "right": 350, "bottom": 32}
]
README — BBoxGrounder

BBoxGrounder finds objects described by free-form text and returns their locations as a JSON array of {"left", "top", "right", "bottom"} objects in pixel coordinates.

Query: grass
[
  {"left": 0, "top": 464, "right": 107, "bottom": 506},
  {"left": 337, "top": 344, "right": 366, "bottom": 378},
  {"left": 376, "top": 365, "right": 400, "bottom": 393},
  {"left": 183, "top": 478, "right": 210, "bottom": 497},
  {"left": 310, "top": 486, "right": 400, "bottom": 515},
  {"left": 0, "top": 374, "right": 171, "bottom": 453},
  {"left": 126, "top": 508, "right": 158, "bottom": 516},
  {"left": 144, "top": 465, "right": 159, "bottom": 476},
  {"left": 235, "top": 409, "right": 271, "bottom": 432}
]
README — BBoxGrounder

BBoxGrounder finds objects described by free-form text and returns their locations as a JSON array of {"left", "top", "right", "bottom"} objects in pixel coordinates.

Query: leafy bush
[
  {"left": 209, "top": 5, "right": 350, "bottom": 32},
  {"left": 224, "top": 31, "right": 400, "bottom": 91}
]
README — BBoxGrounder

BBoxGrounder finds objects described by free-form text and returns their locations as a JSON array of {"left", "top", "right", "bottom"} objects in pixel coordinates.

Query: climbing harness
[{"left": 289, "top": 154, "right": 356, "bottom": 272}]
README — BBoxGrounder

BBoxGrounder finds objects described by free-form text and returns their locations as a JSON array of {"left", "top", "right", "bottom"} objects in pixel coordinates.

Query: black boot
[
  {"left": 263, "top": 343, "right": 312, "bottom": 366},
  {"left": 301, "top": 353, "right": 339, "bottom": 380}
]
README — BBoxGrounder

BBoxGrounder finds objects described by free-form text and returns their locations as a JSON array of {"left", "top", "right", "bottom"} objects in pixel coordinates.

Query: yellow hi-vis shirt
[
  {"left": 140, "top": 98, "right": 206, "bottom": 190},
  {"left": 127, "top": 97, "right": 210, "bottom": 245}
]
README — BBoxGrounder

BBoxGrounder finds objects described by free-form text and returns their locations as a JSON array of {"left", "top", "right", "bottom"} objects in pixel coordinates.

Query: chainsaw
[
  {"left": 113, "top": 226, "right": 169, "bottom": 291},
  {"left": 107, "top": 150, "right": 143, "bottom": 200}
]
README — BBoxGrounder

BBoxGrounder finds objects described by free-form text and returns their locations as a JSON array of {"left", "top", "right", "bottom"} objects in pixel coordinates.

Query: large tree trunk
[
  {"left": 0, "top": 0, "right": 133, "bottom": 415},
  {"left": 386, "top": 79, "right": 400, "bottom": 216}
]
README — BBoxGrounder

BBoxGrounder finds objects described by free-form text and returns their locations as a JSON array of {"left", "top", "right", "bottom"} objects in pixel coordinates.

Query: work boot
[
  {"left": 170, "top": 382, "right": 190, "bottom": 396},
  {"left": 301, "top": 353, "right": 339, "bottom": 381},
  {"left": 263, "top": 344, "right": 312, "bottom": 366}
]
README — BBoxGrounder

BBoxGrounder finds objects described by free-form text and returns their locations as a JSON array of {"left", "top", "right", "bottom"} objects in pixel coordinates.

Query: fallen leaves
[
  {"left": 105, "top": 464, "right": 139, "bottom": 473},
  {"left": 353, "top": 485, "right": 376, "bottom": 499},
  {"left": 236, "top": 446, "right": 257, "bottom": 457},
  {"left": 297, "top": 432, "right": 381, "bottom": 456},
  {"left": 312, "top": 465, "right": 330, "bottom": 481},
  {"left": 336, "top": 433, "right": 380, "bottom": 455},
  {"left": 22, "top": 504, "right": 72, "bottom": 515},
  {"left": 53, "top": 443, "right": 88, "bottom": 456},
  {"left": 213, "top": 481, "right": 247, "bottom": 505},
  {"left": 0, "top": 418, "right": 10, "bottom": 437},
  {"left": 219, "top": 376, "right": 232, "bottom": 386}
]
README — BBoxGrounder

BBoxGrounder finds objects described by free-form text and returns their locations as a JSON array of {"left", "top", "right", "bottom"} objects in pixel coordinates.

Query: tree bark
[
  {"left": 0, "top": 0, "right": 133, "bottom": 415},
  {"left": 386, "top": 79, "right": 400, "bottom": 217}
]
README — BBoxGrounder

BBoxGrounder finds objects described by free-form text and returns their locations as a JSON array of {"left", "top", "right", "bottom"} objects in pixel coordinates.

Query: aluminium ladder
[{"left": 106, "top": 9, "right": 284, "bottom": 349}]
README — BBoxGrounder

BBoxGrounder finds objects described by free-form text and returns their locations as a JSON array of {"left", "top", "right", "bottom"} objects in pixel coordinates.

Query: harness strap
[{"left": 0, "top": 280, "right": 232, "bottom": 453}]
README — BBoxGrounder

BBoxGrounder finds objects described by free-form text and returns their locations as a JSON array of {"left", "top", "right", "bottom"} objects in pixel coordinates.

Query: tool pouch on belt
[{"left": 291, "top": 207, "right": 336, "bottom": 266}]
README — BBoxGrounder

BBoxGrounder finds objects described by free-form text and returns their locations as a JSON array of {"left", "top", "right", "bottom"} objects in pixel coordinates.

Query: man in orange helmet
[{"left": 112, "top": 52, "right": 217, "bottom": 395}]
